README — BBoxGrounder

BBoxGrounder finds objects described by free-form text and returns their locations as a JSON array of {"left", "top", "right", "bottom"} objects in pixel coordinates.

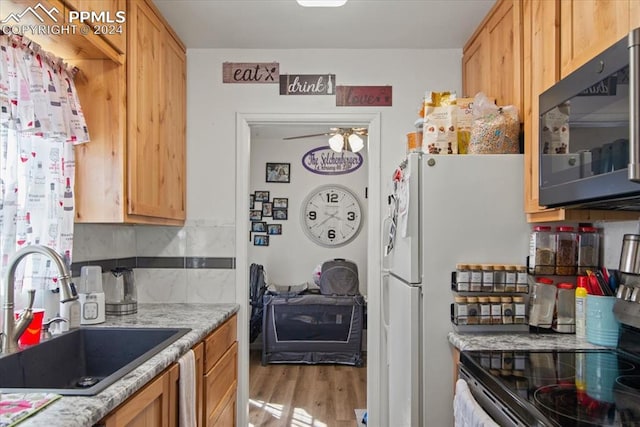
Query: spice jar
[
  {"left": 493, "top": 265, "right": 506, "bottom": 292},
  {"left": 577, "top": 226, "right": 600, "bottom": 275},
  {"left": 512, "top": 296, "right": 526, "bottom": 324},
  {"left": 501, "top": 296, "right": 514, "bottom": 324},
  {"left": 529, "top": 226, "right": 556, "bottom": 275},
  {"left": 481, "top": 264, "right": 494, "bottom": 293},
  {"left": 478, "top": 296, "right": 491, "bottom": 324},
  {"left": 456, "top": 264, "right": 470, "bottom": 292},
  {"left": 454, "top": 296, "right": 468, "bottom": 325},
  {"left": 515, "top": 265, "right": 528, "bottom": 293},
  {"left": 469, "top": 264, "right": 482, "bottom": 292},
  {"left": 466, "top": 297, "right": 479, "bottom": 325},
  {"left": 555, "top": 226, "right": 577, "bottom": 275},
  {"left": 504, "top": 265, "right": 517, "bottom": 292},
  {"left": 489, "top": 296, "right": 502, "bottom": 324}
]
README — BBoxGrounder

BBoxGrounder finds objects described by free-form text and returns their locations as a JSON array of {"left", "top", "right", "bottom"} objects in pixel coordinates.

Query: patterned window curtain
[{"left": 0, "top": 34, "right": 89, "bottom": 294}]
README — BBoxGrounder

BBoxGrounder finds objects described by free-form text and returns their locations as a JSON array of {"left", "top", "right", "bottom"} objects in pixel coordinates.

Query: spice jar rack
[{"left": 450, "top": 268, "right": 530, "bottom": 333}]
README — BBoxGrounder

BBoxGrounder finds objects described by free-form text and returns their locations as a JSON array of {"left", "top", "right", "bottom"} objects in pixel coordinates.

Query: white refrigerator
[{"left": 382, "top": 153, "right": 530, "bottom": 426}]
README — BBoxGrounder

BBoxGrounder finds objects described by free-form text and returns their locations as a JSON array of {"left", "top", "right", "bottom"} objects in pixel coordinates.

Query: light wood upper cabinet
[
  {"left": 522, "top": 0, "right": 560, "bottom": 216},
  {"left": 462, "top": 28, "right": 489, "bottom": 100},
  {"left": 487, "top": 0, "right": 522, "bottom": 112},
  {"left": 632, "top": 1, "right": 640, "bottom": 30},
  {"left": 126, "top": 0, "right": 185, "bottom": 221},
  {"left": 465, "top": 0, "right": 640, "bottom": 222},
  {"left": 519, "top": 0, "right": 640, "bottom": 222},
  {"left": 559, "top": 0, "right": 631, "bottom": 78},
  {"left": 74, "top": 0, "right": 186, "bottom": 224},
  {"left": 462, "top": 0, "right": 522, "bottom": 114}
]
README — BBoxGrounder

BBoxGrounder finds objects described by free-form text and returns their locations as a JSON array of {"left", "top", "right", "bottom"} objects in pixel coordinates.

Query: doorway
[{"left": 235, "top": 113, "right": 382, "bottom": 427}]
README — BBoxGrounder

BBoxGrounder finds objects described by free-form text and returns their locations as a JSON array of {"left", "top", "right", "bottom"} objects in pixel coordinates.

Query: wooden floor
[{"left": 248, "top": 350, "right": 367, "bottom": 427}]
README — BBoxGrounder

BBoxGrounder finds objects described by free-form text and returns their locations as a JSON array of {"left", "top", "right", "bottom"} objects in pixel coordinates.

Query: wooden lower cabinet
[
  {"left": 99, "top": 314, "right": 238, "bottom": 427},
  {"left": 101, "top": 364, "right": 179, "bottom": 427},
  {"left": 203, "top": 315, "right": 238, "bottom": 427},
  {"left": 204, "top": 343, "right": 238, "bottom": 427}
]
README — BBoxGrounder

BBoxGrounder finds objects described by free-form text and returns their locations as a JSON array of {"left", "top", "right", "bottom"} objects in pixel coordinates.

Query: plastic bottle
[{"left": 575, "top": 276, "right": 588, "bottom": 340}]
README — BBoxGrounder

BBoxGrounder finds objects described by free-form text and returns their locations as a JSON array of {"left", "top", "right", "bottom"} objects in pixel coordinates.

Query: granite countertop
[
  {"left": 15, "top": 303, "right": 239, "bottom": 427},
  {"left": 448, "top": 330, "right": 610, "bottom": 352}
]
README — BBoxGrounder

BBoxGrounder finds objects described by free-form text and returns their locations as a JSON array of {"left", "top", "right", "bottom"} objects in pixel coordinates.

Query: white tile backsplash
[
  {"left": 598, "top": 220, "right": 640, "bottom": 269},
  {"left": 134, "top": 268, "right": 188, "bottom": 303},
  {"left": 73, "top": 224, "right": 135, "bottom": 261},
  {"left": 186, "top": 269, "right": 236, "bottom": 303},
  {"left": 185, "top": 225, "right": 235, "bottom": 257},
  {"left": 135, "top": 226, "right": 187, "bottom": 257}
]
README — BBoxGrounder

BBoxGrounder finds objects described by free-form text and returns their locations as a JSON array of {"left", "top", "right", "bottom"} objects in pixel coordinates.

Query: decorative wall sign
[
  {"left": 222, "top": 62, "right": 279, "bottom": 84},
  {"left": 302, "top": 146, "right": 364, "bottom": 175},
  {"left": 279, "top": 74, "right": 335, "bottom": 95},
  {"left": 336, "top": 85, "right": 392, "bottom": 106}
]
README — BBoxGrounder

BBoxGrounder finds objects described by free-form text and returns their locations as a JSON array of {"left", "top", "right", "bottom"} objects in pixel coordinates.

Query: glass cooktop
[{"left": 460, "top": 348, "right": 640, "bottom": 426}]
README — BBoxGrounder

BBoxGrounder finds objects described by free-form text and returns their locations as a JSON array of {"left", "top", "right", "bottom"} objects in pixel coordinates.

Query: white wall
[
  {"left": 187, "top": 48, "right": 463, "bottom": 227},
  {"left": 248, "top": 134, "right": 368, "bottom": 293}
]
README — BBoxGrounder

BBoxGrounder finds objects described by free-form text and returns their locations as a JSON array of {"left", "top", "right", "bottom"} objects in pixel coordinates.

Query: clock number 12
[{"left": 326, "top": 193, "right": 339, "bottom": 203}]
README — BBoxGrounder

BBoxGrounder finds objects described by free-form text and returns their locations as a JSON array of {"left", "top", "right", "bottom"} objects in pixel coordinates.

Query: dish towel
[
  {"left": 453, "top": 379, "right": 499, "bottom": 427},
  {"left": 178, "top": 350, "right": 197, "bottom": 427},
  {"left": 0, "top": 393, "right": 61, "bottom": 427}
]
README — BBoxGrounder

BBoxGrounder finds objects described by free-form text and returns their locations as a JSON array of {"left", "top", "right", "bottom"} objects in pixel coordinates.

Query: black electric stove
[{"left": 459, "top": 324, "right": 640, "bottom": 426}]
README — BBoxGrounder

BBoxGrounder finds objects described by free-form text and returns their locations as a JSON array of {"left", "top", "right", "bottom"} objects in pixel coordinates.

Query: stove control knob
[
  {"left": 632, "top": 287, "right": 640, "bottom": 303},
  {"left": 617, "top": 284, "right": 627, "bottom": 299},
  {"left": 625, "top": 286, "right": 634, "bottom": 301}
]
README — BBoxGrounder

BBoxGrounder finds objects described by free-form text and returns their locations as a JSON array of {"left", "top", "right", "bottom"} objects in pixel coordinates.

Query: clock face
[{"left": 301, "top": 185, "right": 363, "bottom": 247}]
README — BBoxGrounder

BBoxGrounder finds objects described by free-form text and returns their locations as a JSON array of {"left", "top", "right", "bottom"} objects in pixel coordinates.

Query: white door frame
[{"left": 235, "top": 112, "right": 382, "bottom": 427}]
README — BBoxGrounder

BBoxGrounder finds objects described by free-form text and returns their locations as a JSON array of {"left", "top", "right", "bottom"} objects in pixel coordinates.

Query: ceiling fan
[{"left": 283, "top": 127, "right": 368, "bottom": 153}]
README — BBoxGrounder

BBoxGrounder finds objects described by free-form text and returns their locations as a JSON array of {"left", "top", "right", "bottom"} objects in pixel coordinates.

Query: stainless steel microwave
[{"left": 539, "top": 27, "right": 639, "bottom": 210}]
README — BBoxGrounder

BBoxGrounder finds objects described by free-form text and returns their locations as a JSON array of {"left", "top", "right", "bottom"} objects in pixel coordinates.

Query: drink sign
[
  {"left": 222, "top": 62, "right": 279, "bottom": 83},
  {"left": 336, "top": 85, "right": 392, "bottom": 106},
  {"left": 577, "top": 76, "right": 617, "bottom": 96},
  {"left": 279, "top": 74, "right": 336, "bottom": 95},
  {"left": 302, "top": 146, "right": 363, "bottom": 175}
]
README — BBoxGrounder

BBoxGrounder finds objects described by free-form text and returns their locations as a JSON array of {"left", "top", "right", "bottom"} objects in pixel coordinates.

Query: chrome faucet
[{"left": 1, "top": 245, "right": 77, "bottom": 354}]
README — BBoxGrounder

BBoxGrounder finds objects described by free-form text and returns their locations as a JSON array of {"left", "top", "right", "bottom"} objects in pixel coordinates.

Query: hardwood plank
[{"left": 249, "top": 350, "right": 367, "bottom": 427}]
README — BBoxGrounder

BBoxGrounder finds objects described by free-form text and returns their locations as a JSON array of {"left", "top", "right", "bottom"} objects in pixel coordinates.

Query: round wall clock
[{"left": 301, "top": 184, "right": 363, "bottom": 247}]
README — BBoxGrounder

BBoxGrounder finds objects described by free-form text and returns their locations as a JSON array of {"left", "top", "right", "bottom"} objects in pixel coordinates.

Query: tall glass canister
[
  {"left": 577, "top": 226, "right": 600, "bottom": 275},
  {"left": 530, "top": 226, "right": 556, "bottom": 275}
]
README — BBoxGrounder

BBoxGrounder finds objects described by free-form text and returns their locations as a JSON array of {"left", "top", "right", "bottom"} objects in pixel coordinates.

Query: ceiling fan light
[
  {"left": 296, "top": 0, "right": 348, "bottom": 6},
  {"left": 348, "top": 133, "right": 364, "bottom": 152},
  {"left": 328, "top": 134, "right": 344, "bottom": 152}
]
